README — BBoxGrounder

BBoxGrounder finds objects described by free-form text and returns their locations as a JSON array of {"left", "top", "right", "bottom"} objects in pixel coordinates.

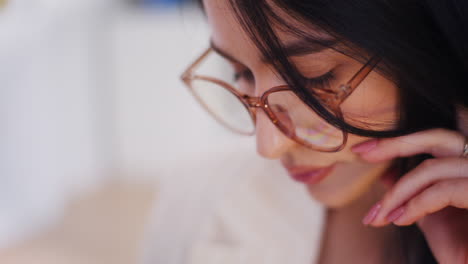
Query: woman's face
[{"left": 203, "top": 0, "right": 400, "bottom": 208}]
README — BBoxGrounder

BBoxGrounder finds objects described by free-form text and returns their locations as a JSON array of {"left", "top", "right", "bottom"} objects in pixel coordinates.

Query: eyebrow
[{"left": 210, "top": 38, "right": 337, "bottom": 65}]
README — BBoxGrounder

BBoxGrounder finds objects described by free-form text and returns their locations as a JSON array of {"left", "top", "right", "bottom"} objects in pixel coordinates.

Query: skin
[
  {"left": 202, "top": 0, "right": 468, "bottom": 263},
  {"left": 204, "top": 0, "right": 398, "bottom": 208},
  {"left": 355, "top": 129, "right": 468, "bottom": 264}
]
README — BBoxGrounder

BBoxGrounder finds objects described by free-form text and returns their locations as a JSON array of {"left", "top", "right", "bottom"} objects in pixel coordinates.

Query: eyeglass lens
[{"left": 189, "top": 50, "right": 344, "bottom": 149}]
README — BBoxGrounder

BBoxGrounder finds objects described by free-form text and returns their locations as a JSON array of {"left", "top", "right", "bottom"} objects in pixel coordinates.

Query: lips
[{"left": 283, "top": 164, "right": 335, "bottom": 185}]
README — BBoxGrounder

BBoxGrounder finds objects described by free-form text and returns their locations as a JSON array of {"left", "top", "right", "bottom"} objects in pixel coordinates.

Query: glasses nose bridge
[
  {"left": 244, "top": 95, "right": 265, "bottom": 109},
  {"left": 243, "top": 95, "right": 277, "bottom": 125}
]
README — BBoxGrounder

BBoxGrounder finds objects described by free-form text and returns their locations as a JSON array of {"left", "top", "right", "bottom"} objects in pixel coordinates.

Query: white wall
[
  {"left": 109, "top": 7, "right": 255, "bottom": 180},
  {"left": 0, "top": 0, "right": 257, "bottom": 249},
  {"left": 0, "top": 0, "right": 114, "bottom": 247}
]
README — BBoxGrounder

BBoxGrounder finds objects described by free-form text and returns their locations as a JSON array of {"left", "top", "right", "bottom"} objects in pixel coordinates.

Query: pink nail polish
[
  {"left": 352, "top": 140, "right": 378, "bottom": 153},
  {"left": 386, "top": 206, "right": 405, "bottom": 223},
  {"left": 362, "top": 202, "right": 382, "bottom": 225}
]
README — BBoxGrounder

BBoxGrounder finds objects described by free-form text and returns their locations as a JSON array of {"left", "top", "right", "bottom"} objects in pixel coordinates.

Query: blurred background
[
  {"left": 1, "top": 0, "right": 210, "bottom": 262},
  {"left": 0, "top": 0, "right": 322, "bottom": 263}
]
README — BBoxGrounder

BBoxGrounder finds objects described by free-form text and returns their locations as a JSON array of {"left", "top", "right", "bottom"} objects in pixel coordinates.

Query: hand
[{"left": 352, "top": 128, "right": 468, "bottom": 264}]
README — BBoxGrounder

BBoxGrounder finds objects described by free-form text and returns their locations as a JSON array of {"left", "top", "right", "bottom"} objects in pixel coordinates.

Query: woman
[{"left": 181, "top": 0, "right": 468, "bottom": 263}]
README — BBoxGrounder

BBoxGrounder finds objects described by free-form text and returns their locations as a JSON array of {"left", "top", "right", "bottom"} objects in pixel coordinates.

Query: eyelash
[
  {"left": 233, "top": 69, "right": 254, "bottom": 82},
  {"left": 234, "top": 69, "right": 336, "bottom": 90},
  {"left": 303, "top": 70, "right": 336, "bottom": 90}
]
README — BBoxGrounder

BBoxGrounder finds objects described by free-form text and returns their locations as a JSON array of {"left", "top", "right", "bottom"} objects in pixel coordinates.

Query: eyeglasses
[{"left": 181, "top": 47, "right": 380, "bottom": 152}]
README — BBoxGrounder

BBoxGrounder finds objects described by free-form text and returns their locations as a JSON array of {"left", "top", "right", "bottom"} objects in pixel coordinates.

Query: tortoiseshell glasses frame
[{"left": 181, "top": 47, "right": 380, "bottom": 152}]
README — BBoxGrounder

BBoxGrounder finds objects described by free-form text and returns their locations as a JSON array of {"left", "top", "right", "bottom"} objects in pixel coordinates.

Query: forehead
[
  {"left": 202, "top": 0, "right": 258, "bottom": 63},
  {"left": 202, "top": 0, "right": 335, "bottom": 66}
]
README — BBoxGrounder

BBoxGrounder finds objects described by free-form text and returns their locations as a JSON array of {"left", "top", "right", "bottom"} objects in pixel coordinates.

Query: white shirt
[{"left": 143, "top": 144, "right": 326, "bottom": 264}]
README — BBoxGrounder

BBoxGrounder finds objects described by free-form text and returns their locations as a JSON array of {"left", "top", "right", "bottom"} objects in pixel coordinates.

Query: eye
[
  {"left": 231, "top": 67, "right": 255, "bottom": 94},
  {"left": 303, "top": 70, "right": 336, "bottom": 90},
  {"left": 233, "top": 69, "right": 254, "bottom": 83}
]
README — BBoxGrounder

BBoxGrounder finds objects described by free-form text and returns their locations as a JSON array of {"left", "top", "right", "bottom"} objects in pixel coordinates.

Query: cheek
[
  {"left": 309, "top": 76, "right": 399, "bottom": 207},
  {"left": 340, "top": 73, "right": 399, "bottom": 131},
  {"left": 304, "top": 130, "right": 393, "bottom": 208},
  {"left": 307, "top": 159, "right": 392, "bottom": 208}
]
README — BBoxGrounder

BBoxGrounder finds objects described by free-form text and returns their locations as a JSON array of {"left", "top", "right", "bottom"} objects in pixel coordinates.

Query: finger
[
  {"left": 352, "top": 129, "right": 465, "bottom": 162},
  {"left": 366, "top": 157, "right": 468, "bottom": 227},
  {"left": 390, "top": 178, "right": 468, "bottom": 226}
]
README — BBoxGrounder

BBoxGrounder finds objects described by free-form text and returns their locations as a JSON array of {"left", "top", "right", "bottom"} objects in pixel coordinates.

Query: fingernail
[
  {"left": 362, "top": 202, "right": 382, "bottom": 225},
  {"left": 386, "top": 206, "right": 405, "bottom": 223},
  {"left": 352, "top": 140, "right": 378, "bottom": 153}
]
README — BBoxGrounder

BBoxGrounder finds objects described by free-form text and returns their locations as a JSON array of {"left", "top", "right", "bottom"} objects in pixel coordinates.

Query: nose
[{"left": 255, "top": 110, "right": 297, "bottom": 159}]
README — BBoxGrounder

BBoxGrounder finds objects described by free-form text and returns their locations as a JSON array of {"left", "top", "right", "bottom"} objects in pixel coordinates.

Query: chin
[
  {"left": 306, "top": 162, "right": 392, "bottom": 209},
  {"left": 306, "top": 187, "right": 361, "bottom": 208}
]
